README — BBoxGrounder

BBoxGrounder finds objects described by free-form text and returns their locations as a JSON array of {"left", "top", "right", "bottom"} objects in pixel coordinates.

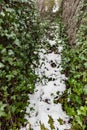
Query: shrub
[
  {"left": 0, "top": 0, "right": 41, "bottom": 129},
  {"left": 58, "top": 2, "right": 87, "bottom": 129}
]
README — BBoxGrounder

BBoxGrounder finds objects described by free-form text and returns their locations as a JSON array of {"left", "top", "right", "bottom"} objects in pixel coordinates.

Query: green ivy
[
  {"left": 58, "top": 2, "right": 87, "bottom": 130},
  {"left": 0, "top": 0, "right": 41, "bottom": 129}
]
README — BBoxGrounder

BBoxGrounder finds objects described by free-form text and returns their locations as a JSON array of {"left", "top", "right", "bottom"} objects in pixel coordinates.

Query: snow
[
  {"left": 20, "top": 21, "right": 71, "bottom": 130},
  {"left": 53, "top": 0, "right": 60, "bottom": 13},
  {"left": 20, "top": 2, "right": 71, "bottom": 129}
]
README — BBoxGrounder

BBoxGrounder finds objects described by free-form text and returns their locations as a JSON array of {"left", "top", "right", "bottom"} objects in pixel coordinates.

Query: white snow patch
[
  {"left": 20, "top": 23, "right": 71, "bottom": 130},
  {"left": 53, "top": 0, "right": 59, "bottom": 13}
]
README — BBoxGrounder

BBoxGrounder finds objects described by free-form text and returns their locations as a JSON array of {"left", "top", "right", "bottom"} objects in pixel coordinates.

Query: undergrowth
[
  {"left": 0, "top": 0, "right": 41, "bottom": 129},
  {"left": 57, "top": 2, "right": 87, "bottom": 130}
]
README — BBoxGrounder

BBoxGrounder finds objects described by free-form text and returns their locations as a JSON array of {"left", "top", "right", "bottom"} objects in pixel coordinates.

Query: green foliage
[
  {"left": 58, "top": 2, "right": 87, "bottom": 130},
  {"left": 0, "top": 0, "right": 41, "bottom": 129},
  {"left": 40, "top": 123, "right": 48, "bottom": 130},
  {"left": 57, "top": 118, "right": 63, "bottom": 125},
  {"left": 48, "top": 116, "right": 55, "bottom": 130}
]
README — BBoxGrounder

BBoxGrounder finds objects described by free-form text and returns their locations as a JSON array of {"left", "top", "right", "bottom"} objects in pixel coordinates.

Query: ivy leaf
[
  {"left": 84, "top": 62, "right": 87, "bottom": 69},
  {"left": 75, "top": 115, "right": 82, "bottom": 127},
  {"left": 40, "top": 123, "right": 48, "bottom": 130},
  {"left": 77, "top": 106, "right": 87, "bottom": 116},
  {"left": 13, "top": 38, "right": 20, "bottom": 47},
  {"left": 48, "top": 115, "right": 55, "bottom": 129},
  {"left": 58, "top": 118, "right": 63, "bottom": 125},
  {"left": 8, "top": 49, "right": 14, "bottom": 56},
  {"left": 0, "top": 102, "right": 7, "bottom": 117},
  {"left": 0, "top": 11, "right": 5, "bottom": 17},
  {"left": 0, "top": 62, "right": 5, "bottom": 68},
  {"left": 83, "top": 85, "right": 87, "bottom": 95}
]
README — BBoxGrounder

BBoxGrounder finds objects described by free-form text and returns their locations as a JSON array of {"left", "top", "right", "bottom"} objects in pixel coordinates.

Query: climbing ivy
[
  {"left": 0, "top": 0, "right": 41, "bottom": 129},
  {"left": 58, "top": 2, "right": 87, "bottom": 130}
]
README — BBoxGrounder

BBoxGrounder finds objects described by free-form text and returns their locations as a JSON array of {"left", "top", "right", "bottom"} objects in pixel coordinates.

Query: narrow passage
[{"left": 21, "top": 21, "right": 71, "bottom": 130}]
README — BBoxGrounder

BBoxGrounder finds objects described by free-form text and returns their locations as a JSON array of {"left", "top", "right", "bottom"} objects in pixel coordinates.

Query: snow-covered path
[{"left": 21, "top": 21, "right": 71, "bottom": 130}]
